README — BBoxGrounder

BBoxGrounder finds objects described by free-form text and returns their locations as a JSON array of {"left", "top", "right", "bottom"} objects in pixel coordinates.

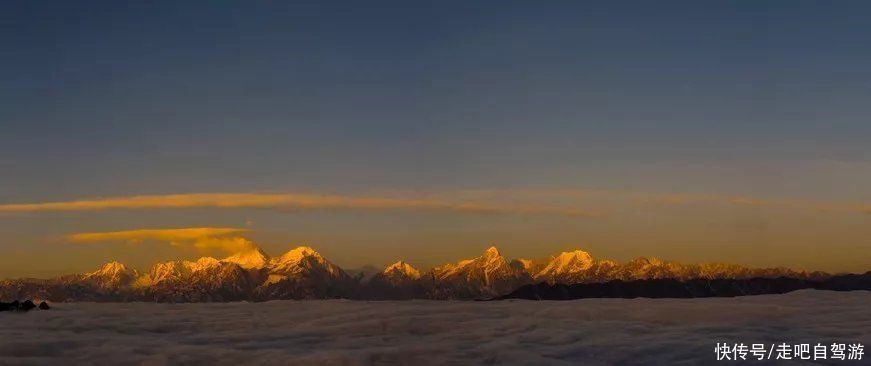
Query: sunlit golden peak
[
  {"left": 86, "top": 261, "right": 130, "bottom": 276},
  {"left": 383, "top": 261, "right": 421, "bottom": 279},
  {"left": 273, "top": 246, "right": 322, "bottom": 264}
]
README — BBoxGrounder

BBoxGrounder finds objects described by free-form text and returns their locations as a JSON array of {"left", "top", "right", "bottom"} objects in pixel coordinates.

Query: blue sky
[{"left": 1, "top": 1, "right": 870, "bottom": 276}]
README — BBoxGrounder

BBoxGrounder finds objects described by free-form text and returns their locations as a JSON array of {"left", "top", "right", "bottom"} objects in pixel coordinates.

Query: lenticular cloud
[{"left": 68, "top": 227, "right": 256, "bottom": 254}]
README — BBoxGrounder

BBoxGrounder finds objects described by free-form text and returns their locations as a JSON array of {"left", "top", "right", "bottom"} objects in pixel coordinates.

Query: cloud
[
  {"left": 68, "top": 227, "right": 262, "bottom": 256},
  {"left": 1, "top": 190, "right": 864, "bottom": 218},
  {"left": 452, "top": 188, "right": 870, "bottom": 214},
  {"left": 68, "top": 227, "right": 248, "bottom": 243},
  {"left": 0, "top": 193, "right": 595, "bottom": 217},
  {"left": 443, "top": 189, "right": 765, "bottom": 207},
  {"left": 0, "top": 290, "right": 866, "bottom": 364},
  {"left": 67, "top": 227, "right": 258, "bottom": 254},
  {"left": 729, "top": 197, "right": 768, "bottom": 206},
  {"left": 192, "top": 236, "right": 259, "bottom": 254}
]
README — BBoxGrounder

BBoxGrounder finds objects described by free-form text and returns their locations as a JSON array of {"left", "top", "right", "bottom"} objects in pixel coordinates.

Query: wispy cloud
[
  {"left": 0, "top": 193, "right": 596, "bottom": 217},
  {"left": 447, "top": 188, "right": 868, "bottom": 214},
  {"left": 68, "top": 227, "right": 248, "bottom": 243},
  {"left": 68, "top": 227, "right": 257, "bottom": 254},
  {"left": 728, "top": 197, "right": 768, "bottom": 206},
  {"left": 1, "top": 190, "right": 864, "bottom": 217}
]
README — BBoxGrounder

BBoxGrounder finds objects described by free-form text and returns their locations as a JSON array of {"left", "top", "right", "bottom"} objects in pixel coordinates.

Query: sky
[{"left": 2, "top": 1, "right": 871, "bottom": 277}]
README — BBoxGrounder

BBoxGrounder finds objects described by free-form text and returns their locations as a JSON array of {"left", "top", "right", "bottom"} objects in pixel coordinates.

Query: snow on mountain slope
[
  {"left": 382, "top": 261, "right": 421, "bottom": 280},
  {"left": 366, "top": 261, "right": 424, "bottom": 299},
  {"left": 256, "top": 246, "right": 352, "bottom": 299},
  {"left": 81, "top": 261, "right": 139, "bottom": 288},
  {"left": 369, "top": 260, "right": 421, "bottom": 286},
  {"left": 513, "top": 258, "right": 544, "bottom": 274},
  {"left": 0, "top": 244, "right": 836, "bottom": 302},
  {"left": 428, "top": 246, "right": 532, "bottom": 298},
  {"left": 533, "top": 250, "right": 594, "bottom": 283},
  {"left": 221, "top": 246, "right": 269, "bottom": 269},
  {"left": 135, "top": 258, "right": 223, "bottom": 287},
  {"left": 266, "top": 246, "right": 345, "bottom": 277}
]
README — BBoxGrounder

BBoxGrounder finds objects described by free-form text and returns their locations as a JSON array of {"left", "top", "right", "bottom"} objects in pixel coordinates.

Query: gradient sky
[{"left": 2, "top": 1, "right": 871, "bottom": 277}]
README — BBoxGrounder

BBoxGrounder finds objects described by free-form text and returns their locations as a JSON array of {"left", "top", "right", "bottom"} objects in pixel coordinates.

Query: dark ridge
[
  {"left": 0, "top": 300, "right": 41, "bottom": 312},
  {"left": 492, "top": 272, "right": 871, "bottom": 300},
  {"left": 3, "top": 270, "right": 869, "bottom": 302}
]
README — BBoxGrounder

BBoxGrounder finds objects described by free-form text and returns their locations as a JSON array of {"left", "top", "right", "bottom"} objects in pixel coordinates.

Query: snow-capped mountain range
[{"left": 0, "top": 245, "right": 831, "bottom": 302}]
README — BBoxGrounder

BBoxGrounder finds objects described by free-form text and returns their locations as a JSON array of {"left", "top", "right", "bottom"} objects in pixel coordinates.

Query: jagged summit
[
  {"left": 85, "top": 261, "right": 129, "bottom": 278},
  {"left": 273, "top": 246, "right": 319, "bottom": 264},
  {"left": 629, "top": 256, "right": 664, "bottom": 267},
  {"left": 483, "top": 246, "right": 500, "bottom": 258},
  {"left": 429, "top": 246, "right": 532, "bottom": 297},
  {"left": 514, "top": 258, "right": 534, "bottom": 270},
  {"left": 383, "top": 261, "right": 421, "bottom": 279},
  {"left": 188, "top": 257, "right": 221, "bottom": 270},
  {"left": 513, "top": 258, "right": 547, "bottom": 275},
  {"left": 367, "top": 260, "right": 423, "bottom": 299},
  {"left": 222, "top": 246, "right": 269, "bottom": 269},
  {"left": 535, "top": 250, "right": 594, "bottom": 278},
  {"left": 82, "top": 260, "right": 138, "bottom": 288},
  {"left": 256, "top": 245, "right": 352, "bottom": 299},
  {"left": 0, "top": 244, "right": 834, "bottom": 302},
  {"left": 291, "top": 246, "right": 319, "bottom": 255},
  {"left": 435, "top": 246, "right": 507, "bottom": 279},
  {"left": 269, "top": 246, "right": 347, "bottom": 282},
  {"left": 532, "top": 249, "right": 598, "bottom": 284},
  {"left": 270, "top": 246, "right": 326, "bottom": 270}
]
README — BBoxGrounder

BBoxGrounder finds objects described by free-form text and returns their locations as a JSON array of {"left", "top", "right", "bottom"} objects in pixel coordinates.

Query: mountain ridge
[{"left": 0, "top": 244, "right": 847, "bottom": 302}]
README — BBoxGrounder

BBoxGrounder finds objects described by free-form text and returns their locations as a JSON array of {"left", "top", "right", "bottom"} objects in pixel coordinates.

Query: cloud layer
[
  {"left": 1, "top": 190, "right": 864, "bottom": 217},
  {"left": 68, "top": 227, "right": 248, "bottom": 243},
  {"left": 0, "top": 193, "right": 594, "bottom": 217},
  {"left": 68, "top": 227, "right": 256, "bottom": 254},
  {"left": 0, "top": 290, "right": 867, "bottom": 364}
]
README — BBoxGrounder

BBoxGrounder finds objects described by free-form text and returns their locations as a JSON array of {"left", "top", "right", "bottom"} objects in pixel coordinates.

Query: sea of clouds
[{"left": 1, "top": 290, "right": 868, "bottom": 365}]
